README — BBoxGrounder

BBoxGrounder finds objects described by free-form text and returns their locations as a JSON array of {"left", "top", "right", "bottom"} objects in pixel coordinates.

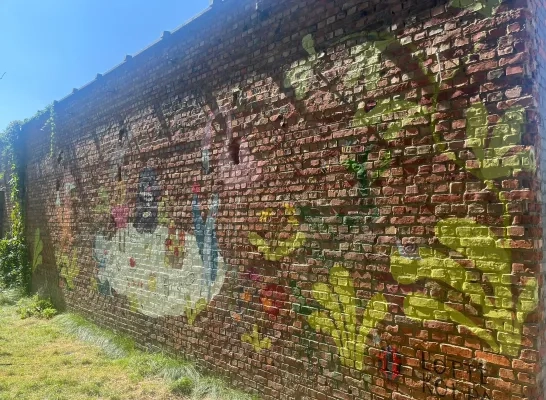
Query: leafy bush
[
  {"left": 16, "top": 294, "right": 57, "bottom": 319},
  {"left": 41, "top": 307, "right": 57, "bottom": 319},
  {"left": 0, "top": 237, "right": 29, "bottom": 290}
]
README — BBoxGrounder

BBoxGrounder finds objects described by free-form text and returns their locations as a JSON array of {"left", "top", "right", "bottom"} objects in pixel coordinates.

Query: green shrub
[
  {"left": 0, "top": 237, "right": 28, "bottom": 290},
  {"left": 16, "top": 295, "right": 57, "bottom": 319},
  {"left": 41, "top": 307, "right": 58, "bottom": 319}
]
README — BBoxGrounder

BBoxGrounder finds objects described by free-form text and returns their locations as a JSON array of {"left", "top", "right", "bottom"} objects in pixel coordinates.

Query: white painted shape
[{"left": 94, "top": 225, "right": 226, "bottom": 318}]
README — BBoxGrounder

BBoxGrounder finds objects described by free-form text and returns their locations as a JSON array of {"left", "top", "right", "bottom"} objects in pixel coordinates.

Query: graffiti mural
[
  {"left": 418, "top": 348, "right": 490, "bottom": 398},
  {"left": 378, "top": 345, "right": 402, "bottom": 381},
  {"left": 276, "top": 0, "right": 538, "bottom": 380},
  {"left": 249, "top": 204, "right": 306, "bottom": 262},
  {"left": 134, "top": 168, "right": 160, "bottom": 234},
  {"left": 59, "top": 248, "right": 79, "bottom": 290},
  {"left": 111, "top": 181, "right": 130, "bottom": 230},
  {"left": 306, "top": 264, "right": 388, "bottom": 370},
  {"left": 54, "top": 174, "right": 80, "bottom": 290},
  {"left": 93, "top": 187, "right": 110, "bottom": 215},
  {"left": 185, "top": 298, "right": 207, "bottom": 325},
  {"left": 192, "top": 191, "right": 220, "bottom": 299},
  {"left": 284, "top": 34, "right": 321, "bottom": 100},
  {"left": 92, "top": 168, "right": 227, "bottom": 318},
  {"left": 29, "top": 1, "right": 538, "bottom": 398},
  {"left": 391, "top": 218, "right": 538, "bottom": 356},
  {"left": 241, "top": 324, "right": 271, "bottom": 353},
  {"left": 31, "top": 228, "right": 43, "bottom": 272},
  {"left": 450, "top": 0, "right": 502, "bottom": 17}
]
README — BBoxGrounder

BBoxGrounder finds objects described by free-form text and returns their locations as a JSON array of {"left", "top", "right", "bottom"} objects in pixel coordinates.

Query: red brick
[
  {"left": 439, "top": 344, "right": 472, "bottom": 359},
  {"left": 0, "top": 2, "right": 541, "bottom": 400}
]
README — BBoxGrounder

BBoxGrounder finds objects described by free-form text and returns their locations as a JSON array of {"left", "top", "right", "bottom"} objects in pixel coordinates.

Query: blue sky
[{"left": 0, "top": 0, "right": 210, "bottom": 131}]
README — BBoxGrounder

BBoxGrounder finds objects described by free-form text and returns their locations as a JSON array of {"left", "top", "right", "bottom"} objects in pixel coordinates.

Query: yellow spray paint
[
  {"left": 185, "top": 297, "right": 207, "bottom": 326},
  {"left": 249, "top": 205, "right": 306, "bottom": 261},
  {"left": 32, "top": 228, "right": 43, "bottom": 272},
  {"left": 307, "top": 264, "right": 388, "bottom": 369},
  {"left": 241, "top": 324, "right": 272, "bottom": 352}
]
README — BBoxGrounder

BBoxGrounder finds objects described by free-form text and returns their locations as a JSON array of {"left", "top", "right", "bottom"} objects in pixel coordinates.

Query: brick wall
[
  {"left": 5, "top": 0, "right": 544, "bottom": 398},
  {"left": 528, "top": 0, "right": 546, "bottom": 397}
]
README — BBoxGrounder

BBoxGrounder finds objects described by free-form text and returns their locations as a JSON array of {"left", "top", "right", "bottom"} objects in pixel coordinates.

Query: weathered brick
[{"left": 0, "top": 1, "right": 542, "bottom": 400}]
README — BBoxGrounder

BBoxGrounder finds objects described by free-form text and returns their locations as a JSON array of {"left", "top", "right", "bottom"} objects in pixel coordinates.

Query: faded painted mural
[
  {"left": 249, "top": 204, "right": 306, "bottom": 261},
  {"left": 54, "top": 173, "right": 80, "bottom": 290},
  {"left": 31, "top": 228, "right": 43, "bottom": 273},
  {"left": 92, "top": 168, "right": 226, "bottom": 318},
  {"left": 26, "top": 0, "right": 541, "bottom": 398}
]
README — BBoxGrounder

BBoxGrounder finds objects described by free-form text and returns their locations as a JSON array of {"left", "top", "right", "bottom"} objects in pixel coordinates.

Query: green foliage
[
  {"left": 127, "top": 353, "right": 195, "bottom": 380},
  {"left": 46, "top": 104, "right": 57, "bottom": 157},
  {"left": 16, "top": 294, "right": 57, "bottom": 319},
  {"left": 0, "top": 304, "right": 181, "bottom": 399},
  {"left": 0, "top": 121, "right": 30, "bottom": 293},
  {"left": 56, "top": 313, "right": 131, "bottom": 359},
  {"left": 0, "top": 105, "right": 55, "bottom": 292},
  {"left": 0, "top": 237, "right": 29, "bottom": 289},
  {"left": 32, "top": 228, "right": 43, "bottom": 272}
]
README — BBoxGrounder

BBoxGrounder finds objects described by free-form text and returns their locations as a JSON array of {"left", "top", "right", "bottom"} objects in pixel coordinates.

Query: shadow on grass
[{"left": 54, "top": 313, "right": 258, "bottom": 400}]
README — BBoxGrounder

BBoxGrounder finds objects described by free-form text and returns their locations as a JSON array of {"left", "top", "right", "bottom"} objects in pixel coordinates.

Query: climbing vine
[
  {"left": 0, "top": 121, "right": 30, "bottom": 293},
  {"left": 46, "top": 103, "right": 57, "bottom": 157}
]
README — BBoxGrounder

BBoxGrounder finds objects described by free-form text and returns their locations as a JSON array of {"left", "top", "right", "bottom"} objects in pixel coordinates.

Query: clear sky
[{"left": 0, "top": 0, "right": 211, "bottom": 131}]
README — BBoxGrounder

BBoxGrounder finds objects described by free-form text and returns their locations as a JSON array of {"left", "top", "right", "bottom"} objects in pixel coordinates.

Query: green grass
[
  {"left": 0, "top": 288, "right": 24, "bottom": 306},
  {"left": 0, "top": 291, "right": 257, "bottom": 400}
]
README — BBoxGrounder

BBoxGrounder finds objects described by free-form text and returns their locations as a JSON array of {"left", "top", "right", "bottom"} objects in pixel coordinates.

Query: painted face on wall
[{"left": 134, "top": 167, "right": 160, "bottom": 234}]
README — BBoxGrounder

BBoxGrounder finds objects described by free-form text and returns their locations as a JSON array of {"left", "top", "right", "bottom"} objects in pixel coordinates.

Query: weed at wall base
[{"left": 16, "top": 294, "right": 57, "bottom": 319}]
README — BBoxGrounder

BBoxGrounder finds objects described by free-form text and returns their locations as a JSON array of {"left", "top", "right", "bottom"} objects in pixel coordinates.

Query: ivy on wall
[
  {"left": 0, "top": 103, "right": 54, "bottom": 292},
  {"left": 46, "top": 103, "right": 57, "bottom": 157},
  {"left": 0, "top": 121, "right": 30, "bottom": 293}
]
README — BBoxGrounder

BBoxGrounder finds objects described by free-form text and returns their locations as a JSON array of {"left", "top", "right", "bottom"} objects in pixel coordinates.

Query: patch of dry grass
[
  {"left": 0, "top": 303, "right": 175, "bottom": 400},
  {"left": 0, "top": 297, "right": 256, "bottom": 400}
]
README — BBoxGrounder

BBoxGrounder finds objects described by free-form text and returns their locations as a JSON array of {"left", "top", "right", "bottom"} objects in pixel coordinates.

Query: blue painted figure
[{"left": 192, "top": 192, "right": 219, "bottom": 300}]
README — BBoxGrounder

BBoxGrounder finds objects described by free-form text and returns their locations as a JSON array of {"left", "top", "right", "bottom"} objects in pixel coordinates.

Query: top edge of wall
[
  {"left": 55, "top": 3, "right": 218, "bottom": 104},
  {"left": 26, "top": 0, "right": 242, "bottom": 124}
]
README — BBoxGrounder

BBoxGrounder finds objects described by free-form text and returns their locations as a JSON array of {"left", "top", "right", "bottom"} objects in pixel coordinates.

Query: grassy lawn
[{"left": 0, "top": 292, "right": 254, "bottom": 400}]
